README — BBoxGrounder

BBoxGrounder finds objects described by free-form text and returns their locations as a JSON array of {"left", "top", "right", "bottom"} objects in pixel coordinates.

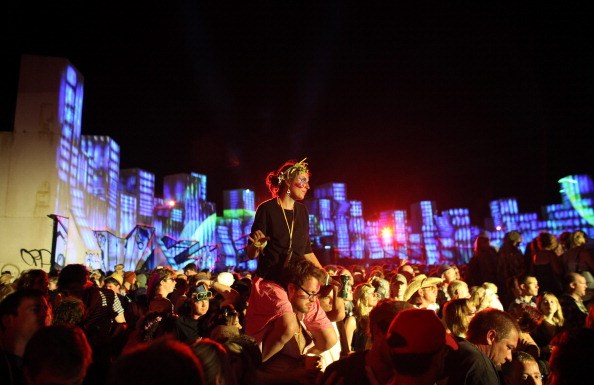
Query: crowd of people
[{"left": 2, "top": 159, "right": 594, "bottom": 385}]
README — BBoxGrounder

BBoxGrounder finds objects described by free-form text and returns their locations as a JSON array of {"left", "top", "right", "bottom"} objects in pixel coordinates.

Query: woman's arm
[{"left": 304, "top": 252, "right": 324, "bottom": 271}]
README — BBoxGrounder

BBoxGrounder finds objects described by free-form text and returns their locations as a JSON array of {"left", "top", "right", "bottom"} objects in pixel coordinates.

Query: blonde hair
[
  {"left": 482, "top": 282, "right": 498, "bottom": 294},
  {"left": 469, "top": 286, "right": 488, "bottom": 311},
  {"left": 537, "top": 292, "right": 565, "bottom": 327},
  {"left": 353, "top": 283, "right": 376, "bottom": 318},
  {"left": 447, "top": 280, "right": 469, "bottom": 299},
  {"left": 442, "top": 298, "right": 474, "bottom": 337}
]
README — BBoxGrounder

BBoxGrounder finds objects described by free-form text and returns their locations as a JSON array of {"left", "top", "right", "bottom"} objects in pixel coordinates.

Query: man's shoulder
[
  {"left": 445, "top": 341, "right": 500, "bottom": 385},
  {"left": 447, "top": 340, "right": 492, "bottom": 369},
  {"left": 559, "top": 294, "right": 575, "bottom": 305}
]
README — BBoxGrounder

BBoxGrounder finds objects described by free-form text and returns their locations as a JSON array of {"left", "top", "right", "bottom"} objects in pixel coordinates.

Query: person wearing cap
[
  {"left": 388, "top": 308, "right": 459, "bottom": 385},
  {"left": 390, "top": 273, "right": 408, "bottom": 301},
  {"left": 104, "top": 275, "right": 123, "bottom": 295},
  {"left": 193, "top": 272, "right": 241, "bottom": 310},
  {"left": 112, "top": 264, "right": 125, "bottom": 286},
  {"left": 176, "top": 283, "right": 213, "bottom": 344},
  {"left": 320, "top": 299, "right": 414, "bottom": 385},
  {"left": 403, "top": 274, "right": 443, "bottom": 312},
  {"left": 444, "top": 308, "right": 521, "bottom": 385},
  {"left": 56, "top": 264, "right": 126, "bottom": 353},
  {"left": 436, "top": 264, "right": 457, "bottom": 302}
]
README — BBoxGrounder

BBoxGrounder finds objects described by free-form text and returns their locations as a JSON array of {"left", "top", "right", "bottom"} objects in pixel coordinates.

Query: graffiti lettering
[
  {"left": 20, "top": 248, "right": 52, "bottom": 268},
  {"left": 85, "top": 251, "right": 103, "bottom": 270}
]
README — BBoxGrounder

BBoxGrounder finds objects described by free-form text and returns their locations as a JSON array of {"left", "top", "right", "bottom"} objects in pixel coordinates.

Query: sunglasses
[{"left": 193, "top": 291, "right": 213, "bottom": 302}]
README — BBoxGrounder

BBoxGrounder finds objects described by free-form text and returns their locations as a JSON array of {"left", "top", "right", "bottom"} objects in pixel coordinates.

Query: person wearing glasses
[
  {"left": 258, "top": 259, "right": 331, "bottom": 383},
  {"left": 176, "top": 284, "right": 213, "bottom": 344},
  {"left": 245, "top": 159, "right": 336, "bottom": 363},
  {"left": 403, "top": 274, "right": 443, "bottom": 312}
]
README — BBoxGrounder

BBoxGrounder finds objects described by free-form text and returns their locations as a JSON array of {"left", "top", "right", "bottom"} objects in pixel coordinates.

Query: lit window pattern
[{"left": 559, "top": 175, "right": 594, "bottom": 227}]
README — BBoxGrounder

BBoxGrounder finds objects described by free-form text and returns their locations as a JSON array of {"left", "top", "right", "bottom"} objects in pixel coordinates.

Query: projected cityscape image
[{"left": 1, "top": 55, "right": 593, "bottom": 277}]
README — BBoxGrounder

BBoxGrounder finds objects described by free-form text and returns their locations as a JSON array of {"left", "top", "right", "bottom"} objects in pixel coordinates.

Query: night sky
[{"left": 2, "top": 3, "right": 594, "bottom": 223}]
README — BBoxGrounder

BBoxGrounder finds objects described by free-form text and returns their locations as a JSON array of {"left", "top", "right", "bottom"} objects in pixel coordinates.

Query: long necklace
[
  {"left": 294, "top": 313, "right": 305, "bottom": 354},
  {"left": 277, "top": 197, "right": 295, "bottom": 264}
]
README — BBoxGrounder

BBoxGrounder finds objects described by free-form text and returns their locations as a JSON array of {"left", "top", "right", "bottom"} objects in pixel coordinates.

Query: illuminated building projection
[
  {"left": 559, "top": 175, "right": 594, "bottom": 228},
  {"left": 2, "top": 54, "right": 594, "bottom": 275}
]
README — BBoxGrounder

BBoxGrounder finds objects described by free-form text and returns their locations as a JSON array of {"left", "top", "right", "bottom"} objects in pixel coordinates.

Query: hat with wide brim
[{"left": 403, "top": 274, "right": 443, "bottom": 302}]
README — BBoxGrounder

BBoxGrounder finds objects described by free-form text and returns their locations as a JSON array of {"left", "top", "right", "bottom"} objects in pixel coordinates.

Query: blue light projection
[
  {"left": 33, "top": 58, "right": 594, "bottom": 271},
  {"left": 559, "top": 175, "right": 594, "bottom": 227}
]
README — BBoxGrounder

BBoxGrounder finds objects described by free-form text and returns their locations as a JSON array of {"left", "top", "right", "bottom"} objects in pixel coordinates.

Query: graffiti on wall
[
  {"left": 94, "top": 225, "right": 156, "bottom": 272},
  {"left": 85, "top": 251, "right": 103, "bottom": 270},
  {"left": 20, "top": 248, "right": 52, "bottom": 269}
]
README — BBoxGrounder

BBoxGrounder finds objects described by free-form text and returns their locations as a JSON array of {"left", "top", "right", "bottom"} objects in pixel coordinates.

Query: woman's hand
[{"left": 249, "top": 230, "right": 269, "bottom": 249}]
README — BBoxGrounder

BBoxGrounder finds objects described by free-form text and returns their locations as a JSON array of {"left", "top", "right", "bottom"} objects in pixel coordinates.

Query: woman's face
[
  {"left": 540, "top": 295, "right": 558, "bottom": 315},
  {"left": 365, "top": 289, "right": 379, "bottom": 307},
  {"left": 574, "top": 232, "right": 586, "bottom": 247},
  {"left": 288, "top": 171, "right": 310, "bottom": 201}
]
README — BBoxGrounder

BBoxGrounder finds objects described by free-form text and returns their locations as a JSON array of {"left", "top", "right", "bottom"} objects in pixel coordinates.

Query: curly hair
[
  {"left": 53, "top": 298, "right": 85, "bottom": 327},
  {"left": 508, "top": 303, "right": 543, "bottom": 333},
  {"left": 265, "top": 158, "right": 310, "bottom": 197}
]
